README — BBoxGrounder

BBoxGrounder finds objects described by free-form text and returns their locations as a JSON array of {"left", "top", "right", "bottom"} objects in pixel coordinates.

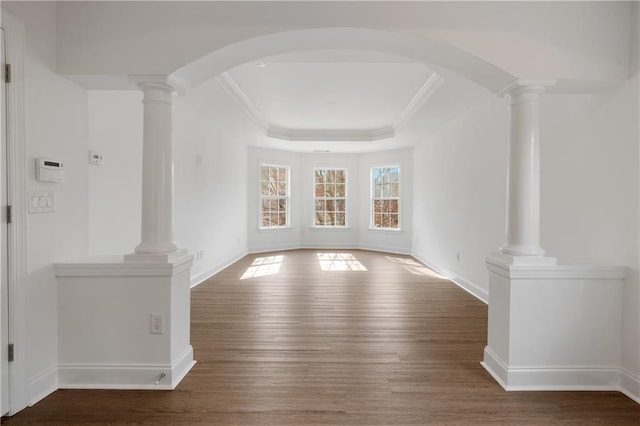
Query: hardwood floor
[{"left": 4, "top": 249, "right": 640, "bottom": 424}]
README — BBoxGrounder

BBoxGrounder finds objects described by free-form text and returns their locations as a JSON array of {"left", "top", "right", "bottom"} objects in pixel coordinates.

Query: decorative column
[
  {"left": 497, "top": 80, "right": 555, "bottom": 263},
  {"left": 126, "top": 76, "right": 187, "bottom": 262}
]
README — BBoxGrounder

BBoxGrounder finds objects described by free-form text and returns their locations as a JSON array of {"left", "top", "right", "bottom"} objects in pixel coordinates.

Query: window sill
[
  {"left": 308, "top": 226, "right": 353, "bottom": 230},
  {"left": 258, "top": 226, "right": 294, "bottom": 232},
  {"left": 367, "top": 227, "right": 402, "bottom": 233}
]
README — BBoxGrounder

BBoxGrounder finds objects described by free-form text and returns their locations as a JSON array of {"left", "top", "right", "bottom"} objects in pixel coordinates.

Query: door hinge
[
  {"left": 6, "top": 205, "right": 11, "bottom": 224},
  {"left": 5, "top": 63, "right": 11, "bottom": 83},
  {"left": 8, "top": 344, "right": 14, "bottom": 362}
]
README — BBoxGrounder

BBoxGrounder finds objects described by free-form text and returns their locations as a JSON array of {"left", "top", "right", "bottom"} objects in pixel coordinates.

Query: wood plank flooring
[{"left": 4, "top": 249, "right": 640, "bottom": 424}]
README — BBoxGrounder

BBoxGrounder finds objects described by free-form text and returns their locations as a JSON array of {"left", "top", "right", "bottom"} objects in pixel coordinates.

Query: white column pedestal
[
  {"left": 55, "top": 256, "right": 195, "bottom": 389},
  {"left": 483, "top": 254, "right": 625, "bottom": 391}
]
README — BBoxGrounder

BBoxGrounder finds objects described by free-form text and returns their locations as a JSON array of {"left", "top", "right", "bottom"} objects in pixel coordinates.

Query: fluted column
[
  {"left": 499, "top": 80, "right": 554, "bottom": 259},
  {"left": 126, "top": 76, "right": 186, "bottom": 262}
]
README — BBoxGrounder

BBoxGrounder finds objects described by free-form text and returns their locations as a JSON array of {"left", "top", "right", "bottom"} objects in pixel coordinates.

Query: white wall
[
  {"left": 87, "top": 86, "right": 249, "bottom": 287},
  {"left": 247, "top": 147, "right": 302, "bottom": 253},
  {"left": 359, "top": 149, "right": 413, "bottom": 254},
  {"left": 412, "top": 74, "right": 639, "bottom": 391},
  {"left": 412, "top": 92, "right": 507, "bottom": 301},
  {"left": 248, "top": 147, "right": 413, "bottom": 254},
  {"left": 173, "top": 96, "right": 248, "bottom": 285},
  {"left": 2, "top": 2, "right": 90, "bottom": 403},
  {"left": 88, "top": 91, "right": 142, "bottom": 255},
  {"left": 300, "top": 153, "right": 359, "bottom": 249},
  {"left": 540, "top": 76, "right": 640, "bottom": 385}
]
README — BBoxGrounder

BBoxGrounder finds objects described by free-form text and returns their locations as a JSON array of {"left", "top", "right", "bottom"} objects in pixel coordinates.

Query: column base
[
  {"left": 484, "top": 255, "right": 625, "bottom": 392},
  {"left": 55, "top": 255, "right": 195, "bottom": 390},
  {"left": 125, "top": 248, "right": 190, "bottom": 263}
]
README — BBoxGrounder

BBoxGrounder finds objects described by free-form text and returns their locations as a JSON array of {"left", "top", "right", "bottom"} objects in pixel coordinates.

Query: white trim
[
  {"left": 486, "top": 256, "right": 627, "bottom": 280},
  {"left": 620, "top": 368, "right": 640, "bottom": 404},
  {"left": 190, "top": 251, "right": 248, "bottom": 288},
  {"left": 58, "top": 346, "right": 195, "bottom": 390},
  {"left": 393, "top": 71, "right": 444, "bottom": 130},
  {"left": 412, "top": 251, "right": 489, "bottom": 304},
  {"left": 217, "top": 72, "right": 269, "bottom": 134},
  {"left": 267, "top": 126, "right": 394, "bottom": 142},
  {"left": 53, "top": 256, "right": 194, "bottom": 278},
  {"left": 358, "top": 243, "right": 411, "bottom": 256},
  {"left": 258, "top": 162, "right": 291, "bottom": 230},
  {"left": 26, "top": 367, "right": 57, "bottom": 407},
  {"left": 370, "top": 164, "right": 402, "bottom": 231},
  {"left": 217, "top": 70, "right": 442, "bottom": 142},
  {"left": 312, "top": 167, "right": 348, "bottom": 228},
  {"left": 248, "top": 243, "right": 301, "bottom": 254},
  {"left": 1, "top": 9, "right": 27, "bottom": 416},
  {"left": 300, "top": 242, "right": 358, "bottom": 250},
  {"left": 482, "top": 347, "right": 621, "bottom": 391}
]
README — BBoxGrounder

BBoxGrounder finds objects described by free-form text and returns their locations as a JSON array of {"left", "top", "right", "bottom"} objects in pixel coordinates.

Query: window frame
[
  {"left": 370, "top": 165, "right": 401, "bottom": 231},
  {"left": 258, "top": 162, "right": 291, "bottom": 230},
  {"left": 312, "top": 167, "right": 348, "bottom": 228}
]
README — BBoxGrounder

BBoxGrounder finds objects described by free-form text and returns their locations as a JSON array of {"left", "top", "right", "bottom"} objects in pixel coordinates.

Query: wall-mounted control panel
[
  {"left": 89, "top": 150, "right": 104, "bottom": 165},
  {"left": 36, "top": 158, "right": 64, "bottom": 183}
]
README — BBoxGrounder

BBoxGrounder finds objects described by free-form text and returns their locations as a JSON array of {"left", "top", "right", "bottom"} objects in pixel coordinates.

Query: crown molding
[
  {"left": 393, "top": 71, "right": 444, "bottom": 131},
  {"left": 217, "top": 72, "right": 270, "bottom": 134},
  {"left": 218, "top": 71, "right": 441, "bottom": 142},
  {"left": 267, "top": 126, "right": 394, "bottom": 142}
]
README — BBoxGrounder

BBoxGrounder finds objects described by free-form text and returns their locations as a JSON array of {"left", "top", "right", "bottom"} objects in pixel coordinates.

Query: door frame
[{"left": 1, "top": 9, "right": 27, "bottom": 416}]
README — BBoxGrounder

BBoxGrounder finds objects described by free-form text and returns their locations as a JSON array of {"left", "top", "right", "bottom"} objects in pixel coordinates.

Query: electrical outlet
[{"left": 150, "top": 313, "right": 164, "bottom": 335}]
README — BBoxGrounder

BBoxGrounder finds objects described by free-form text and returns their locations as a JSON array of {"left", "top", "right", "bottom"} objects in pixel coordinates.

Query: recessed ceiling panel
[{"left": 226, "top": 52, "right": 434, "bottom": 132}]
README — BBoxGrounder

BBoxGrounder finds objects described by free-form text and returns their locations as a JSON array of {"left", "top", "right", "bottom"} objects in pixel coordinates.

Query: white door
[{"left": 1, "top": 26, "right": 10, "bottom": 417}]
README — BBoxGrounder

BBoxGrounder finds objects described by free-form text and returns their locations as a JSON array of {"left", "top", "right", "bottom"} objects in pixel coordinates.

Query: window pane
[
  {"left": 390, "top": 182, "right": 399, "bottom": 198},
  {"left": 336, "top": 199, "right": 345, "bottom": 212},
  {"left": 316, "top": 200, "right": 326, "bottom": 212},
  {"left": 262, "top": 215, "right": 270, "bottom": 227},
  {"left": 326, "top": 200, "right": 335, "bottom": 212},
  {"left": 261, "top": 182, "right": 269, "bottom": 196},
  {"left": 277, "top": 181, "right": 287, "bottom": 197},
  {"left": 327, "top": 170, "right": 335, "bottom": 183},
  {"left": 314, "top": 169, "right": 323, "bottom": 183},
  {"left": 390, "top": 214, "right": 399, "bottom": 228},
  {"left": 278, "top": 213, "right": 287, "bottom": 227},
  {"left": 315, "top": 211, "right": 323, "bottom": 226},
  {"left": 269, "top": 167, "right": 278, "bottom": 181},
  {"left": 279, "top": 198, "right": 287, "bottom": 211},
  {"left": 374, "top": 214, "right": 382, "bottom": 228},
  {"left": 325, "top": 184, "right": 335, "bottom": 197},
  {"left": 382, "top": 183, "right": 391, "bottom": 198},
  {"left": 335, "top": 213, "right": 346, "bottom": 226},
  {"left": 315, "top": 183, "right": 324, "bottom": 197},
  {"left": 390, "top": 200, "right": 399, "bottom": 213},
  {"left": 336, "top": 170, "right": 345, "bottom": 183},
  {"left": 261, "top": 166, "right": 269, "bottom": 181},
  {"left": 269, "top": 199, "right": 279, "bottom": 211},
  {"left": 335, "top": 184, "right": 345, "bottom": 197},
  {"left": 278, "top": 167, "right": 287, "bottom": 182},
  {"left": 374, "top": 183, "right": 382, "bottom": 198}
]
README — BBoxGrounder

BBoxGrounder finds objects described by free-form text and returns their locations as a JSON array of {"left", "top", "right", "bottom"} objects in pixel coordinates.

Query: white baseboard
[
  {"left": 412, "top": 251, "right": 489, "bottom": 304},
  {"left": 358, "top": 243, "right": 411, "bottom": 255},
  {"left": 190, "top": 251, "right": 248, "bottom": 288},
  {"left": 58, "top": 346, "right": 195, "bottom": 390},
  {"left": 482, "top": 346, "right": 622, "bottom": 391},
  {"left": 300, "top": 242, "right": 358, "bottom": 250},
  {"left": 620, "top": 368, "right": 640, "bottom": 403},
  {"left": 27, "top": 366, "right": 57, "bottom": 407},
  {"left": 248, "top": 243, "right": 300, "bottom": 254}
]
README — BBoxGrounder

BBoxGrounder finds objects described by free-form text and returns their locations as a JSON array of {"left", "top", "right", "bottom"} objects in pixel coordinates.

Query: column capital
[
  {"left": 498, "top": 79, "right": 556, "bottom": 98},
  {"left": 129, "top": 74, "right": 186, "bottom": 95}
]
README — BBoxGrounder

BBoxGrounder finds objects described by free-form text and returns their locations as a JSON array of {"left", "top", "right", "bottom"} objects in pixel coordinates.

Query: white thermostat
[{"left": 36, "top": 158, "right": 64, "bottom": 183}]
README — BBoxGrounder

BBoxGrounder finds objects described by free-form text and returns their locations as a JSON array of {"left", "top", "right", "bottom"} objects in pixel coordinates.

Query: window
[
  {"left": 314, "top": 168, "right": 347, "bottom": 227},
  {"left": 260, "top": 164, "right": 289, "bottom": 229},
  {"left": 371, "top": 166, "right": 400, "bottom": 230}
]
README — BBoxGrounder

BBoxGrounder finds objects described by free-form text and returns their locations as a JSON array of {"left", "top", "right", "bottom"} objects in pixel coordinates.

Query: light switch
[{"left": 29, "top": 191, "right": 55, "bottom": 214}]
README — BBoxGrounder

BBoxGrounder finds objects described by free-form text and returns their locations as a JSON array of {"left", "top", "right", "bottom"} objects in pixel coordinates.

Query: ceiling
[
  {"left": 184, "top": 49, "right": 493, "bottom": 153},
  {"left": 220, "top": 50, "right": 444, "bottom": 142}
]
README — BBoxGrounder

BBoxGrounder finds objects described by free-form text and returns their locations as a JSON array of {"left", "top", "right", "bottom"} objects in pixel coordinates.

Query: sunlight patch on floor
[
  {"left": 386, "top": 256, "right": 445, "bottom": 278},
  {"left": 317, "top": 253, "right": 367, "bottom": 271},
  {"left": 240, "top": 255, "right": 284, "bottom": 280}
]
